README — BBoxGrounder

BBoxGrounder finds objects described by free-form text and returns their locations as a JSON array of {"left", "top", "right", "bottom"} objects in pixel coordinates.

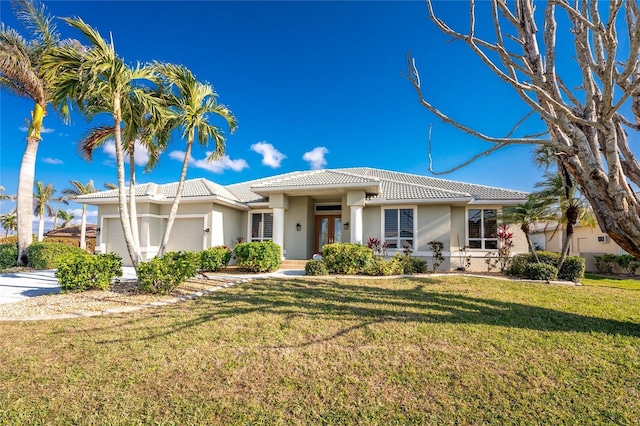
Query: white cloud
[
  {"left": 303, "top": 147, "right": 328, "bottom": 170},
  {"left": 42, "top": 157, "right": 63, "bottom": 165},
  {"left": 19, "top": 126, "right": 55, "bottom": 134},
  {"left": 102, "top": 140, "right": 150, "bottom": 166},
  {"left": 169, "top": 151, "right": 249, "bottom": 174},
  {"left": 250, "top": 142, "right": 286, "bottom": 168}
]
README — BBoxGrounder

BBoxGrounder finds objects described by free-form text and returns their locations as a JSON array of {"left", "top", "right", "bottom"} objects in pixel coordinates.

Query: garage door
[
  {"left": 165, "top": 218, "right": 205, "bottom": 253},
  {"left": 104, "top": 218, "right": 131, "bottom": 266}
]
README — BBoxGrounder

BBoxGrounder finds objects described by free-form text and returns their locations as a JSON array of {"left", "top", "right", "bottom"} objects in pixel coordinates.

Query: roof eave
[
  {"left": 365, "top": 197, "right": 474, "bottom": 205},
  {"left": 467, "top": 198, "right": 528, "bottom": 206},
  {"left": 250, "top": 182, "right": 381, "bottom": 196}
]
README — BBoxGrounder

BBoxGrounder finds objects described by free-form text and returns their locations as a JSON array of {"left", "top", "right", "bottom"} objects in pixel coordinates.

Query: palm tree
[
  {"left": 33, "top": 181, "right": 66, "bottom": 241},
  {"left": 60, "top": 179, "right": 97, "bottom": 249},
  {"left": 0, "top": 0, "right": 75, "bottom": 264},
  {"left": 153, "top": 63, "right": 237, "bottom": 257},
  {"left": 535, "top": 171, "right": 596, "bottom": 269},
  {"left": 0, "top": 186, "right": 14, "bottom": 201},
  {"left": 42, "top": 17, "right": 163, "bottom": 268},
  {"left": 56, "top": 209, "right": 74, "bottom": 228},
  {"left": 500, "top": 194, "right": 556, "bottom": 263},
  {"left": 76, "top": 87, "right": 171, "bottom": 254},
  {"left": 0, "top": 213, "right": 17, "bottom": 237}
]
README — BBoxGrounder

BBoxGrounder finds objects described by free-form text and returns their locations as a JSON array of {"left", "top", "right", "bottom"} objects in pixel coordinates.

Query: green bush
[
  {"left": 137, "top": 251, "right": 200, "bottom": 295},
  {"left": 200, "top": 246, "right": 233, "bottom": 272},
  {"left": 558, "top": 256, "right": 586, "bottom": 282},
  {"left": 322, "top": 243, "right": 373, "bottom": 275},
  {"left": 389, "top": 253, "right": 429, "bottom": 275},
  {"left": 615, "top": 254, "right": 640, "bottom": 275},
  {"left": 234, "top": 241, "right": 281, "bottom": 272},
  {"left": 505, "top": 253, "right": 529, "bottom": 277},
  {"left": 506, "top": 251, "right": 584, "bottom": 282},
  {"left": 594, "top": 254, "right": 617, "bottom": 274},
  {"left": 44, "top": 236, "right": 96, "bottom": 254},
  {"left": 363, "top": 257, "right": 392, "bottom": 276},
  {"left": 524, "top": 262, "right": 558, "bottom": 281},
  {"left": 305, "top": 259, "right": 328, "bottom": 276},
  {"left": 55, "top": 253, "right": 123, "bottom": 292},
  {"left": 27, "top": 242, "right": 87, "bottom": 269},
  {"left": 0, "top": 243, "right": 18, "bottom": 270}
]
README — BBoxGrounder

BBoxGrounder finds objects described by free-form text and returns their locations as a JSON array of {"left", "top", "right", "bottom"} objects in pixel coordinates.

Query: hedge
[
  {"left": 0, "top": 243, "right": 18, "bottom": 270},
  {"left": 27, "top": 242, "right": 87, "bottom": 269},
  {"left": 505, "top": 251, "right": 584, "bottom": 282},
  {"left": 55, "top": 253, "right": 122, "bottom": 292},
  {"left": 234, "top": 241, "right": 281, "bottom": 272},
  {"left": 200, "top": 246, "right": 233, "bottom": 272},
  {"left": 137, "top": 251, "right": 199, "bottom": 294},
  {"left": 305, "top": 259, "right": 328, "bottom": 276},
  {"left": 322, "top": 243, "right": 373, "bottom": 275},
  {"left": 524, "top": 262, "right": 558, "bottom": 281}
]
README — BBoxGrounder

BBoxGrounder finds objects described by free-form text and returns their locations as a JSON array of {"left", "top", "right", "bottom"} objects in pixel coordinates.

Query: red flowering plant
[
  {"left": 367, "top": 237, "right": 382, "bottom": 256},
  {"left": 497, "top": 224, "right": 514, "bottom": 272}
]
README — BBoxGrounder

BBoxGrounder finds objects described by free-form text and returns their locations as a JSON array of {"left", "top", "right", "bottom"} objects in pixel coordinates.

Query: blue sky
[{"left": 0, "top": 1, "right": 551, "bottom": 229}]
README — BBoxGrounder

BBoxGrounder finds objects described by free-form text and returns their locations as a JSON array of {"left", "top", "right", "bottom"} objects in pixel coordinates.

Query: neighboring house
[
  {"left": 44, "top": 224, "right": 98, "bottom": 253},
  {"left": 530, "top": 223, "right": 626, "bottom": 272},
  {"left": 76, "top": 167, "right": 530, "bottom": 269}
]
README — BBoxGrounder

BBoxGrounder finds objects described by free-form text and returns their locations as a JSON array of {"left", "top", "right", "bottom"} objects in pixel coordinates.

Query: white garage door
[
  {"left": 104, "top": 218, "right": 131, "bottom": 266},
  {"left": 165, "top": 218, "right": 205, "bottom": 253}
]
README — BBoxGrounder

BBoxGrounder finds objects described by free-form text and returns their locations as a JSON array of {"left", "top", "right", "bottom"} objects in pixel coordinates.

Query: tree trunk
[
  {"left": 80, "top": 204, "right": 87, "bottom": 250},
  {"left": 522, "top": 224, "right": 539, "bottom": 262},
  {"left": 16, "top": 135, "right": 40, "bottom": 264},
  {"left": 112, "top": 94, "right": 140, "bottom": 268},
  {"left": 158, "top": 141, "right": 193, "bottom": 257},
  {"left": 37, "top": 210, "right": 44, "bottom": 242},
  {"left": 128, "top": 151, "right": 141, "bottom": 259}
]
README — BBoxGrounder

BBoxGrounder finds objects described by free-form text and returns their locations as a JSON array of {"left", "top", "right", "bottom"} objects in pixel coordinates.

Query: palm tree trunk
[
  {"left": 522, "top": 224, "right": 540, "bottom": 262},
  {"left": 80, "top": 204, "right": 87, "bottom": 250},
  {"left": 158, "top": 141, "right": 193, "bottom": 257},
  {"left": 129, "top": 151, "right": 141, "bottom": 259},
  {"left": 16, "top": 134, "right": 39, "bottom": 264},
  {"left": 113, "top": 94, "right": 140, "bottom": 268},
  {"left": 37, "top": 210, "right": 44, "bottom": 242},
  {"left": 52, "top": 207, "right": 58, "bottom": 230}
]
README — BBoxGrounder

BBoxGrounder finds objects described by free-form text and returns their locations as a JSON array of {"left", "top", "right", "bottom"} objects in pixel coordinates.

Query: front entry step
[{"left": 279, "top": 260, "right": 309, "bottom": 270}]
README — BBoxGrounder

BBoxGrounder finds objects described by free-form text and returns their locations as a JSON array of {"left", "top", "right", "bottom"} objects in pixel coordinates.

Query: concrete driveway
[{"left": 0, "top": 267, "right": 139, "bottom": 305}]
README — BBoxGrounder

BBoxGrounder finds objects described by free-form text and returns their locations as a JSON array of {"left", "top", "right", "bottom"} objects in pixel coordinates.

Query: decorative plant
[
  {"left": 458, "top": 245, "right": 472, "bottom": 271},
  {"left": 367, "top": 237, "right": 382, "bottom": 256},
  {"left": 496, "top": 224, "right": 514, "bottom": 272},
  {"left": 428, "top": 241, "right": 445, "bottom": 272},
  {"left": 484, "top": 252, "right": 499, "bottom": 273}
]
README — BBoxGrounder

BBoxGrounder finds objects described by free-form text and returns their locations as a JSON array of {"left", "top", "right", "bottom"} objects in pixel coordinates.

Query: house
[
  {"left": 77, "top": 167, "right": 530, "bottom": 270},
  {"left": 44, "top": 224, "right": 98, "bottom": 253},
  {"left": 530, "top": 223, "right": 626, "bottom": 272}
]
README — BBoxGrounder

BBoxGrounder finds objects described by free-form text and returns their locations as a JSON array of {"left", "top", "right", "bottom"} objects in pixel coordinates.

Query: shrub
[
  {"left": 322, "top": 243, "right": 373, "bottom": 275},
  {"left": 389, "top": 253, "right": 429, "bottom": 275},
  {"left": 363, "top": 257, "right": 392, "bottom": 276},
  {"left": 234, "top": 241, "right": 281, "bottom": 272},
  {"left": 594, "top": 254, "right": 617, "bottom": 274},
  {"left": 535, "top": 251, "right": 561, "bottom": 266},
  {"left": 428, "top": 241, "right": 445, "bottom": 272},
  {"left": 0, "top": 243, "right": 18, "bottom": 270},
  {"left": 137, "top": 257, "right": 178, "bottom": 295},
  {"left": 44, "top": 237, "right": 96, "bottom": 254},
  {"left": 524, "top": 262, "right": 558, "bottom": 281},
  {"left": 200, "top": 246, "right": 233, "bottom": 272},
  {"left": 305, "top": 259, "right": 328, "bottom": 276},
  {"left": 27, "top": 242, "right": 87, "bottom": 269},
  {"left": 558, "top": 256, "right": 586, "bottom": 282},
  {"left": 505, "top": 253, "right": 530, "bottom": 277},
  {"left": 615, "top": 254, "right": 640, "bottom": 276},
  {"left": 163, "top": 251, "right": 200, "bottom": 282},
  {"left": 55, "top": 253, "right": 123, "bottom": 292}
]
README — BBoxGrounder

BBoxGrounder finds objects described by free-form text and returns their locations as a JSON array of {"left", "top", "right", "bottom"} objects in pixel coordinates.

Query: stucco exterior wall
[
  {"left": 361, "top": 205, "right": 382, "bottom": 244},
  {"left": 284, "top": 196, "right": 312, "bottom": 260}
]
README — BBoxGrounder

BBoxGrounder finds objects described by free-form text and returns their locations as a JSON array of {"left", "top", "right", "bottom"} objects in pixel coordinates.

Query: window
[
  {"left": 251, "top": 212, "right": 273, "bottom": 242},
  {"left": 468, "top": 209, "right": 497, "bottom": 249},
  {"left": 384, "top": 208, "right": 414, "bottom": 250}
]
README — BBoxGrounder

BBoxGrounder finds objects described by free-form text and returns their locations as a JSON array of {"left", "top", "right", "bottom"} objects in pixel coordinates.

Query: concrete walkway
[{"left": 0, "top": 267, "right": 304, "bottom": 305}]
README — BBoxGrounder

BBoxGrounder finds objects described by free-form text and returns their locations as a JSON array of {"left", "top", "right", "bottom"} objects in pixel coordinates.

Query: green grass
[
  {"left": 1, "top": 275, "right": 639, "bottom": 424},
  {"left": 583, "top": 273, "right": 640, "bottom": 290}
]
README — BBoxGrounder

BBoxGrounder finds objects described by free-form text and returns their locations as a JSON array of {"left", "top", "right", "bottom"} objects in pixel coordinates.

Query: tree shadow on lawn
[{"left": 89, "top": 276, "right": 640, "bottom": 345}]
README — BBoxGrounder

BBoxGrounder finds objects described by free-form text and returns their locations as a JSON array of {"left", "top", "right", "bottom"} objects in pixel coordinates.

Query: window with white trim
[
  {"left": 468, "top": 209, "right": 497, "bottom": 249},
  {"left": 383, "top": 208, "right": 414, "bottom": 250},
  {"left": 251, "top": 212, "right": 273, "bottom": 242}
]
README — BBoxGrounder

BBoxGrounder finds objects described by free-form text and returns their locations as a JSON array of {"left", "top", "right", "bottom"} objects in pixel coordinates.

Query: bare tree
[{"left": 408, "top": 0, "right": 640, "bottom": 258}]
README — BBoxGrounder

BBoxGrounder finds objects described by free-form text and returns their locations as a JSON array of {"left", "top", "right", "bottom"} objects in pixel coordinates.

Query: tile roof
[
  {"left": 76, "top": 167, "right": 527, "bottom": 206},
  {"left": 44, "top": 224, "right": 98, "bottom": 239}
]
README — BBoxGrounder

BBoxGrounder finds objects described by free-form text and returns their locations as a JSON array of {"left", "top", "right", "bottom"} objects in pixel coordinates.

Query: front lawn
[
  {"left": 0, "top": 276, "right": 638, "bottom": 424},
  {"left": 583, "top": 273, "right": 640, "bottom": 290}
]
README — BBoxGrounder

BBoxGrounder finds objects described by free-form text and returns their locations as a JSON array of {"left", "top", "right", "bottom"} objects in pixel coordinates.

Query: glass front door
[{"left": 316, "top": 215, "right": 342, "bottom": 253}]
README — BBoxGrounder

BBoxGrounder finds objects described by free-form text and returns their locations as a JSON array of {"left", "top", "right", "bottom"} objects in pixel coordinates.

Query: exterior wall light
[
  {"left": 296, "top": 223, "right": 302, "bottom": 231},
  {"left": 344, "top": 222, "right": 349, "bottom": 230},
  {"left": 204, "top": 228, "right": 210, "bottom": 233}
]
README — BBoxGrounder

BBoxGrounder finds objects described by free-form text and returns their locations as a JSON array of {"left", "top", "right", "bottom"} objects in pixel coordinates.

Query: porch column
[
  {"left": 272, "top": 207, "right": 285, "bottom": 259},
  {"left": 350, "top": 205, "right": 363, "bottom": 245}
]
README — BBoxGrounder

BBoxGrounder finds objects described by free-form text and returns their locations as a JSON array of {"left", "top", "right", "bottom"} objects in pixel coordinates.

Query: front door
[{"left": 316, "top": 215, "right": 342, "bottom": 253}]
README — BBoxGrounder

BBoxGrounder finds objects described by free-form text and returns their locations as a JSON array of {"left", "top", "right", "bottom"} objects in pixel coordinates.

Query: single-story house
[
  {"left": 530, "top": 223, "right": 626, "bottom": 272},
  {"left": 77, "top": 167, "right": 530, "bottom": 270}
]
